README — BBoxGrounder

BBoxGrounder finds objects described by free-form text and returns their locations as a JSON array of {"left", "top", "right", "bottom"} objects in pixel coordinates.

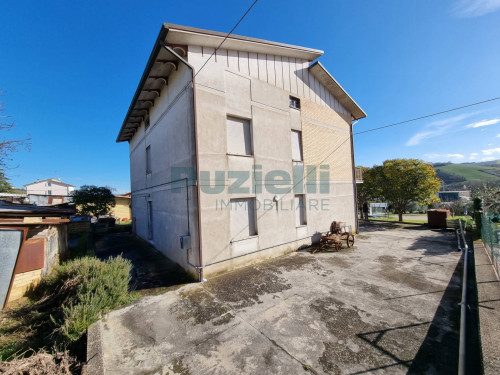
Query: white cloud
[
  {"left": 424, "top": 153, "right": 464, "bottom": 160},
  {"left": 406, "top": 113, "right": 475, "bottom": 146},
  {"left": 496, "top": 134, "right": 500, "bottom": 137},
  {"left": 465, "top": 118, "right": 500, "bottom": 128},
  {"left": 470, "top": 152, "right": 479, "bottom": 160},
  {"left": 482, "top": 147, "right": 500, "bottom": 155},
  {"left": 481, "top": 156, "right": 496, "bottom": 162},
  {"left": 453, "top": 0, "right": 500, "bottom": 17}
]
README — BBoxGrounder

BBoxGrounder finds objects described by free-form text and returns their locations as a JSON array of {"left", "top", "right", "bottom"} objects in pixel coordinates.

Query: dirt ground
[{"left": 88, "top": 222, "right": 463, "bottom": 375}]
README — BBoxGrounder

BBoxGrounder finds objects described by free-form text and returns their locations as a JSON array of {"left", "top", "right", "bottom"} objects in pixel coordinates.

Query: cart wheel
[{"left": 346, "top": 235, "right": 355, "bottom": 248}]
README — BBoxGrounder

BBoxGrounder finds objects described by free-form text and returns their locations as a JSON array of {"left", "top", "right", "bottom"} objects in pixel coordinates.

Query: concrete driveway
[{"left": 88, "top": 222, "right": 462, "bottom": 375}]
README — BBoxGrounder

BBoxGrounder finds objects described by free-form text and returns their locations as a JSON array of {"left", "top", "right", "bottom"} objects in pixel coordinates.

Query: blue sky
[{"left": 1, "top": 0, "right": 499, "bottom": 192}]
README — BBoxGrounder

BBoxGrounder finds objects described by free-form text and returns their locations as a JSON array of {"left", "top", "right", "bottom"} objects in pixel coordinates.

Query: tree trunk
[{"left": 398, "top": 210, "right": 403, "bottom": 222}]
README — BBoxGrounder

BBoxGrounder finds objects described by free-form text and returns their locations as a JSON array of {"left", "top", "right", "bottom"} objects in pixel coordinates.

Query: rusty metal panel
[
  {"left": 14, "top": 238, "right": 45, "bottom": 274},
  {"left": 1, "top": 227, "right": 28, "bottom": 310}
]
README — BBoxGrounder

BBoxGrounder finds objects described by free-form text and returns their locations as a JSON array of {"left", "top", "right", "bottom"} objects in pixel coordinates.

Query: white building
[
  {"left": 117, "top": 24, "right": 366, "bottom": 280},
  {"left": 24, "top": 178, "right": 75, "bottom": 205}
]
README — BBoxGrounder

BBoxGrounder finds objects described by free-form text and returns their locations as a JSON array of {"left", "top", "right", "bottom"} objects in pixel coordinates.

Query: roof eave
[{"left": 308, "top": 61, "right": 366, "bottom": 121}]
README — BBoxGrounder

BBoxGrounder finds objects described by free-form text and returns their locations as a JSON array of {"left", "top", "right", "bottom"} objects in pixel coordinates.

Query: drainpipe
[
  {"left": 160, "top": 43, "right": 204, "bottom": 282},
  {"left": 350, "top": 119, "right": 359, "bottom": 233}
]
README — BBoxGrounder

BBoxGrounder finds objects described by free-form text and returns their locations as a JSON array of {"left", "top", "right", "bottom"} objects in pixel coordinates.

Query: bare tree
[{"left": 0, "top": 90, "right": 31, "bottom": 170}]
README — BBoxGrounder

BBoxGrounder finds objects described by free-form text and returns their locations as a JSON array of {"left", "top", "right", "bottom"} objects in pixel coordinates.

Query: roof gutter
[{"left": 159, "top": 43, "right": 204, "bottom": 282}]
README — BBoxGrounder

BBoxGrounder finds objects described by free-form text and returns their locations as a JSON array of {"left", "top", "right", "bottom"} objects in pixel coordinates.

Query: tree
[
  {"left": 0, "top": 170, "right": 14, "bottom": 193},
  {"left": 364, "top": 159, "right": 441, "bottom": 222},
  {"left": 356, "top": 166, "right": 372, "bottom": 216},
  {"left": 0, "top": 90, "right": 30, "bottom": 178},
  {"left": 472, "top": 183, "right": 500, "bottom": 215},
  {"left": 72, "top": 185, "right": 116, "bottom": 217}
]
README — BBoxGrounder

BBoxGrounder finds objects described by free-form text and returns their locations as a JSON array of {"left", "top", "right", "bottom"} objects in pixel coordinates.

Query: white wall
[
  {"left": 189, "top": 45, "right": 357, "bottom": 277},
  {"left": 25, "top": 180, "right": 74, "bottom": 196},
  {"left": 128, "top": 62, "right": 200, "bottom": 278},
  {"left": 187, "top": 46, "right": 350, "bottom": 116}
]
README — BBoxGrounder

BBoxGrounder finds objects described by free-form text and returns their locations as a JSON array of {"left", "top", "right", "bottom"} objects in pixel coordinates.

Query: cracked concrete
[{"left": 88, "top": 222, "right": 462, "bottom": 374}]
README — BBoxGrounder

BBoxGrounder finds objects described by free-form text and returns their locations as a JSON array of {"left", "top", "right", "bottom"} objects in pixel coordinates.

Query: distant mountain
[{"left": 433, "top": 160, "right": 500, "bottom": 189}]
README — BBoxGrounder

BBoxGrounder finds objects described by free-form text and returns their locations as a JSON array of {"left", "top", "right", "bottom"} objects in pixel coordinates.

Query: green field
[{"left": 435, "top": 163, "right": 500, "bottom": 185}]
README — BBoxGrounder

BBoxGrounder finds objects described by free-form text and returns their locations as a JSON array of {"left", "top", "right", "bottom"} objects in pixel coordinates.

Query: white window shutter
[
  {"left": 227, "top": 116, "right": 252, "bottom": 155},
  {"left": 291, "top": 131, "right": 303, "bottom": 161}
]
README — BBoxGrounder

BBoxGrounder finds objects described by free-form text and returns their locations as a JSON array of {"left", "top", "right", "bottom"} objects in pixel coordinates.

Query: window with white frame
[
  {"left": 146, "top": 145, "right": 152, "bottom": 174},
  {"left": 226, "top": 116, "right": 252, "bottom": 156},
  {"left": 47, "top": 190, "right": 52, "bottom": 196},
  {"left": 230, "top": 198, "right": 257, "bottom": 241},
  {"left": 291, "top": 130, "right": 303, "bottom": 162},
  {"left": 295, "top": 194, "right": 306, "bottom": 226}
]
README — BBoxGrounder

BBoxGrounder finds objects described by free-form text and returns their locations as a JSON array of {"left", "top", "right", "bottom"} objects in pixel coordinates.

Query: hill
[{"left": 433, "top": 160, "right": 500, "bottom": 189}]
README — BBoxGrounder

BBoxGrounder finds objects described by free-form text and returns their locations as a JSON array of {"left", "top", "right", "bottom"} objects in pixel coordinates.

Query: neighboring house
[
  {"left": 116, "top": 24, "right": 366, "bottom": 280},
  {"left": 437, "top": 190, "right": 471, "bottom": 203},
  {"left": 24, "top": 178, "right": 75, "bottom": 205},
  {"left": 111, "top": 193, "right": 132, "bottom": 221}
]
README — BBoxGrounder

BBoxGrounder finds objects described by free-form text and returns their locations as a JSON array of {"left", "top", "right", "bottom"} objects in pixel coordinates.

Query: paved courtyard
[{"left": 88, "top": 222, "right": 462, "bottom": 374}]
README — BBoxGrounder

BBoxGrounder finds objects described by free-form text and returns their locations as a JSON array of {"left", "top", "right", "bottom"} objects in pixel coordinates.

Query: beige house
[
  {"left": 117, "top": 24, "right": 366, "bottom": 280},
  {"left": 111, "top": 193, "right": 132, "bottom": 221}
]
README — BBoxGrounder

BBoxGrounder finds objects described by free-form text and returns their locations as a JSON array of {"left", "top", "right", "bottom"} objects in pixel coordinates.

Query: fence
[{"left": 480, "top": 214, "right": 500, "bottom": 276}]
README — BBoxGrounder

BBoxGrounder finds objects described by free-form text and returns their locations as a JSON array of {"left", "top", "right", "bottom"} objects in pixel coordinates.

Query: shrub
[{"left": 37, "top": 256, "right": 133, "bottom": 342}]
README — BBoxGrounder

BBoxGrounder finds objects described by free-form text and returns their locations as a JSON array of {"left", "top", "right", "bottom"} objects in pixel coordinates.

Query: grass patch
[{"left": 0, "top": 255, "right": 136, "bottom": 369}]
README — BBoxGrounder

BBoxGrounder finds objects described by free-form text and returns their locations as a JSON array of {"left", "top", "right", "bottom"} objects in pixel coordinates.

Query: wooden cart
[{"left": 312, "top": 221, "right": 355, "bottom": 253}]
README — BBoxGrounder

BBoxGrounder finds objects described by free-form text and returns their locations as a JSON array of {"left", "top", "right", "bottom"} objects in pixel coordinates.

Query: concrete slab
[
  {"left": 89, "top": 222, "right": 462, "bottom": 374},
  {"left": 474, "top": 241, "right": 500, "bottom": 375}
]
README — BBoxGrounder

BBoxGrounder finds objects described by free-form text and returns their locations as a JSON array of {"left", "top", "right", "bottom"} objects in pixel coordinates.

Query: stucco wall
[
  {"left": 189, "top": 46, "right": 356, "bottom": 278},
  {"left": 112, "top": 197, "right": 131, "bottom": 220},
  {"left": 25, "top": 180, "right": 74, "bottom": 196},
  {"left": 128, "top": 61, "right": 200, "bottom": 278}
]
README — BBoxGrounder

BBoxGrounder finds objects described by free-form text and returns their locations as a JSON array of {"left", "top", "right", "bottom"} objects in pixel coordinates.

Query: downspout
[
  {"left": 160, "top": 43, "right": 204, "bottom": 282},
  {"left": 350, "top": 119, "right": 359, "bottom": 233}
]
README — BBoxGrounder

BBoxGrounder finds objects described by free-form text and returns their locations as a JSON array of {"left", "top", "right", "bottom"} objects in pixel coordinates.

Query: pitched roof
[
  {"left": 308, "top": 61, "right": 366, "bottom": 120},
  {"left": 24, "top": 178, "right": 75, "bottom": 188}
]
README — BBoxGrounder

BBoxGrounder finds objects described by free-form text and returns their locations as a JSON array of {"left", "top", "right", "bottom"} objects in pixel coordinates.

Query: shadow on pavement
[{"left": 352, "top": 258, "right": 462, "bottom": 374}]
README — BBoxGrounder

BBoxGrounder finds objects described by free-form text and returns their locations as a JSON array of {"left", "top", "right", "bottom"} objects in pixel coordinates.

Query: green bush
[{"left": 49, "top": 256, "right": 133, "bottom": 341}]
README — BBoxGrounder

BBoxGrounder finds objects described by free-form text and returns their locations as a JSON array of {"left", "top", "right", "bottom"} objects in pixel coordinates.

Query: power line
[
  {"left": 194, "top": 0, "right": 259, "bottom": 79},
  {"left": 354, "top": 96, "right": 500, "bottom": 136},
  {"left": 150, "top": 0, "right": 259, "bottom": 131}
]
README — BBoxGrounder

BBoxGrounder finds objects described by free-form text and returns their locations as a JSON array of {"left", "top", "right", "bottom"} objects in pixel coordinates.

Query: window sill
[
  {"left": 230, "top": 235, "right": 259, "bottom": 243},
  {"left": 227, "top": 153, "right": 254, "bottom": 158},
  {"left": 296, "top": 224, "right": 307, "bottom": 228}
]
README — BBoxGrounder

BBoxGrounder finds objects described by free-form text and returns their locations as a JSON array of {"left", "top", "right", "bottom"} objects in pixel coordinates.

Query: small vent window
[
  {"left": 289, "top": 96, "right": 301, "bottom": 110},
  {"left": 146, "top": 145, "right": 152, "bottom": 174}
]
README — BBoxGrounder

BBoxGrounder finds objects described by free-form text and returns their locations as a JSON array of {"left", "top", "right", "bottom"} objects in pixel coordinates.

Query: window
[
  {"left": 227, "top": 116, "right": 252, "bottom": 156},
  {"left": 147, "top": 201, "right": 153, "bottom": 240},
  {"left": 291, "top": 130, "right": 303, "bottom": 162},
  {"left": 46, "top": 182, "right": 51, "bottom": 187},
  {"left": 145, "top": 117, "right": 150, "bottom": 130},
  {"left": 295, "top": 195, "right": 306, "bottom": 226},
  {"left": 146, "top": 145, "right": 152, "bottom": 174},
  {"left": 230, "top": 198, "right": 257, "bottom": 241},
  {"left": 47, "top": 190, "right": 52, "bottom": 196},
  {"left": 289, "top": 96, "right": 300, "bottom": 110}
]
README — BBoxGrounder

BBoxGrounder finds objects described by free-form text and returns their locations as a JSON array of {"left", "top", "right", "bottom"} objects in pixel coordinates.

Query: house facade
[
  {"left": 117, "top": 24, "right": 366, "bottom": 280},
  {"left": 25, "top": 178, "right": 75, "bottom": 205}
]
